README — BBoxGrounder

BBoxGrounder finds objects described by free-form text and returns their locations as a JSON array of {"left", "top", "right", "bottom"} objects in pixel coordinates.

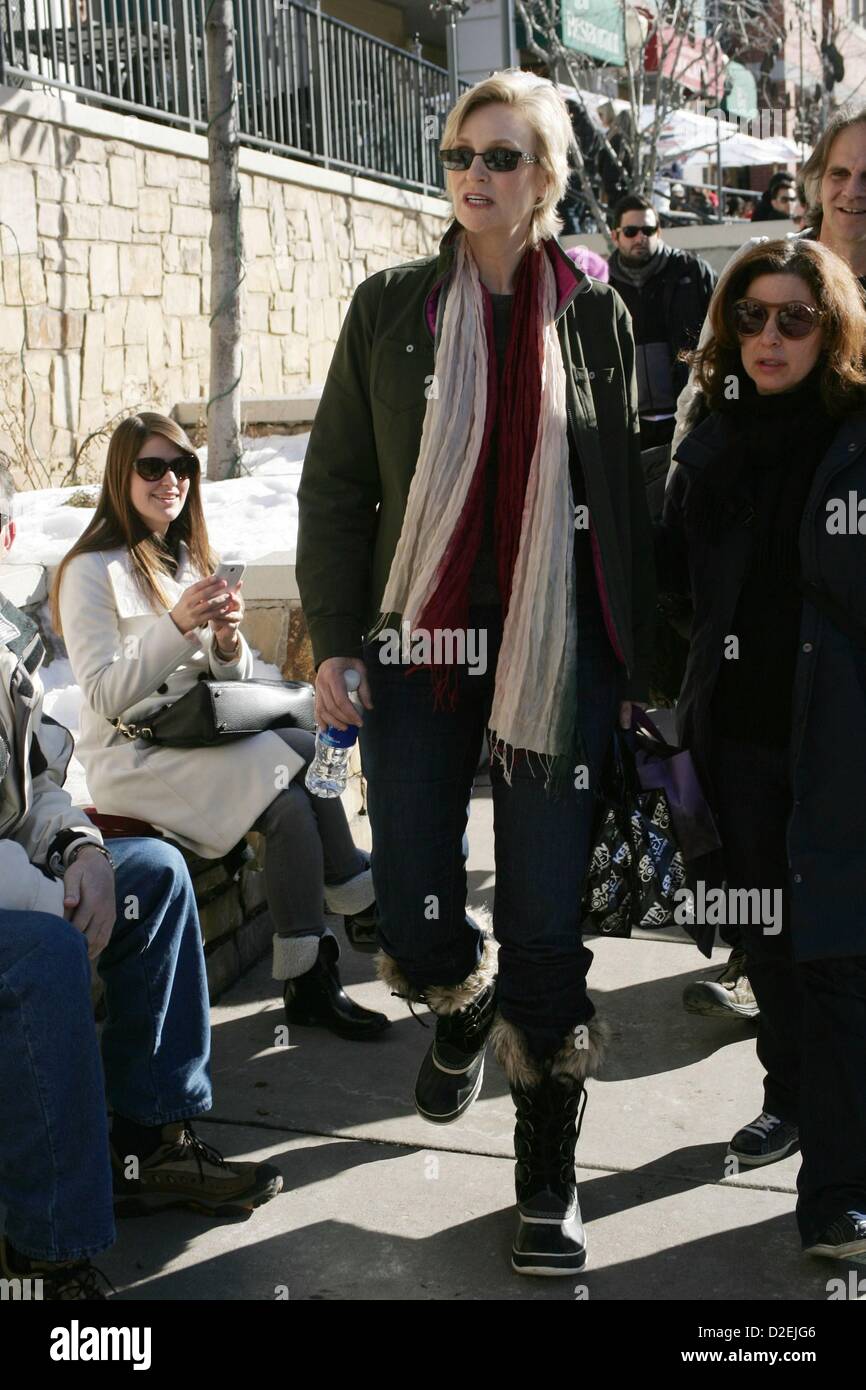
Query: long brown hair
[
  {"left": 687, "top": 238, "right": 866, "bottom": 418},
  {"left": 52, "top": 412, "right": 216, "bottom": 635}
]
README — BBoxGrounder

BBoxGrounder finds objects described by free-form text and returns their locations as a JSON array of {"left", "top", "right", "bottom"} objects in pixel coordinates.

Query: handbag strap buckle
[{"left": 112, "top": 717, "right": 153, "bottom": 742}]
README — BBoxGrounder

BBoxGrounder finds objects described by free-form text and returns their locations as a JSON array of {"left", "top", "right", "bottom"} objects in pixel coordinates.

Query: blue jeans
[
  {"left": 360, "top": 601, "right": 621, "bottom": 1058},
  {"left": 0, "top": 838, "right": 211, "bottom": 1261}
]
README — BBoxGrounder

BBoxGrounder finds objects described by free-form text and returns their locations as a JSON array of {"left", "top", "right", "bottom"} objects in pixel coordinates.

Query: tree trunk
[
  {"left": 205, "top": 2, "right": 244, "bottom": 481},
  {"left": 515, "top": 0, "right": 628, "bottom": 248}
]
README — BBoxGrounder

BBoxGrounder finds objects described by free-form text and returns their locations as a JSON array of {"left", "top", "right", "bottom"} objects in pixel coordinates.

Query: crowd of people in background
[{"left": 558, "top": 98, "right": 813, "bottom": 232}]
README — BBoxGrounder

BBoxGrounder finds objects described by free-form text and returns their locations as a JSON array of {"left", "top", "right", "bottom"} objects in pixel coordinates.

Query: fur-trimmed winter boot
[
  {"left": 376, "top": 936, "right": 498, "bottom": 1124},
  {"left": 491, "top": 1013, "right": 608, "bottom": 1276}
]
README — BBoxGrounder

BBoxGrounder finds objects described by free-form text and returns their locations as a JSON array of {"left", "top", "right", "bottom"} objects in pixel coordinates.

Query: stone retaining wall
[{"left": 0, "top": 84, "right": 448, "bottom": 483}]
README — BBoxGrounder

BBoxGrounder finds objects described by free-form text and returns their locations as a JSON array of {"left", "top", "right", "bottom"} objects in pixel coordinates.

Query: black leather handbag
[{"left": 112, "top": 679, "right": 317, "bottom": 747}]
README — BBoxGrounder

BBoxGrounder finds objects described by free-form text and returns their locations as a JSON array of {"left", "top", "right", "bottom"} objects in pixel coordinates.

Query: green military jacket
[{"left": 297, "top": 220, "right": 656, "bottom": 700}]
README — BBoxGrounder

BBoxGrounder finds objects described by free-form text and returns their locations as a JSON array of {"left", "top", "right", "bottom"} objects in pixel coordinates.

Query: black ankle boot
[
  {"left": 510, "top": 1074, "right": 587, "bottom": 1276},
  {"left": 283, "top": 937, "right": 390, "bottom": 1040},
  {"left": 343, "top": 902, "right": 379, "bottom": 954},
  {"left": 414, "top": 980, "right": 498, "bottom": 1124}
]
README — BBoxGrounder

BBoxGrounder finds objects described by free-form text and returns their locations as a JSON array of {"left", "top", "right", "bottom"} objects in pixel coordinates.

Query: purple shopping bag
[{"left": 630, "top": 710, "right": 721, "bottom": 862}]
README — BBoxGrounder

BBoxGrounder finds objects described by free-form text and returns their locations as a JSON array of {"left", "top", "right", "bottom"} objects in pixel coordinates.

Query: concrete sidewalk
[{"left": 98, "top": 782, "right": 855, "bottom": 1302}]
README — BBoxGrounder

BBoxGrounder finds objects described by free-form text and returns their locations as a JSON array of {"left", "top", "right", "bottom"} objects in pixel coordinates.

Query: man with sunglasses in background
[
  {"left": 607, "top": 194, "right": 716, "bottom": 523},
  {"left": 0, "top": 465, "right": 282, "bottom": 1299}
]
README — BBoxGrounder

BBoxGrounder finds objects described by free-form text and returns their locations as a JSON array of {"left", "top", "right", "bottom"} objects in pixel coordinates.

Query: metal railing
[{"left": 0, "top": 1, "right": 466, "bottom": 195}]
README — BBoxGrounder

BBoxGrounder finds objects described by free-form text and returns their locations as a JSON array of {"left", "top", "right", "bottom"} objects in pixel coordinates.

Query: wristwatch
[{"left": 47, "top": 830, "right": 113, "bottom": 879}]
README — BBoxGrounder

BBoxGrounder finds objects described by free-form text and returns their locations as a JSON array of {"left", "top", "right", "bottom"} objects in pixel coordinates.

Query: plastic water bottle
[{"left": 305, "top": 668, "right": 362, "bottom": 799}]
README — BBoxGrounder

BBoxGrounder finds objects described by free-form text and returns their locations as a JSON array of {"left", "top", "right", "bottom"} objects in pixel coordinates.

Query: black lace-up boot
[
  {"left": 510, "top": 1074, "right": 587, "bottom": 1275},
  {"left": 491, "top": 1012, "right": 608, "bottom": 1276},
  {"left": 377, "top": 936, "right": 498, "bottom": 1124}
]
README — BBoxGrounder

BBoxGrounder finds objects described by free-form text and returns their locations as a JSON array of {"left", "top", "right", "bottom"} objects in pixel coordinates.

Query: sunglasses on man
[
  {"left": 618, "top": 224, "right": 658, "bottom": 239},
  {"left": 732, "top": 299, "right": 821, "bottom": 340},
  {"left": 439, "top": 147, "right": 540, "bottom": 172},
  {"left": 133, "top": 453, "right": 199, "bottom": 483}
]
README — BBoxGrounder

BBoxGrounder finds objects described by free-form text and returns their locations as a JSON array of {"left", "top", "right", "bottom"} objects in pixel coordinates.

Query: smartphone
[{"left": 213, "top": 561, "right": 246, "bottom": 589}]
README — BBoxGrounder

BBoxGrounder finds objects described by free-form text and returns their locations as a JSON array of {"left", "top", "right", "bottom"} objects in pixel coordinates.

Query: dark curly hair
[{"left": 687, "top": 238, "right": 866, "bottom": 418}]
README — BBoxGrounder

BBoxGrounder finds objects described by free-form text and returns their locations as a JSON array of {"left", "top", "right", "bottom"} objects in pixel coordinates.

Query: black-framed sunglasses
[
  {"left": 439, "top": 146, "right": 540, "bottom": 172},
  {"left": 732, "top": 299, "right": 821, "bottom": 340},
  {"left": 133, "top": 453, "right": 198, "bottom": 483},
  {"left": 619, "top": 224, "right": 658, "bottom": 238}
]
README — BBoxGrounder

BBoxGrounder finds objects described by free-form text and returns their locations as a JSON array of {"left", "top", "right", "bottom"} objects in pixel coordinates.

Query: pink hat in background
[{"left": 564, "top": 245, "right": 610, "bottom": 283}]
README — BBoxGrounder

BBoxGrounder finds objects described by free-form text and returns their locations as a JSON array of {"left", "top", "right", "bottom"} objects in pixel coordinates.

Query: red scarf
[{"left": 415, "top": 246, "right": 544, "bottom": 704}]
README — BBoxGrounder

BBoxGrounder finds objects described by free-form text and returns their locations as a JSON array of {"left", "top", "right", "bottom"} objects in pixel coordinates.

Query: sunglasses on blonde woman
[
  {"left": 731, "top": 299, "right": 821, "bottom": 341},
  {"left": 133, "top": 454, "right": 198, "bottom": 483},
  {"left": 439, "top": 147, "right": 540, "bottom": 172}
]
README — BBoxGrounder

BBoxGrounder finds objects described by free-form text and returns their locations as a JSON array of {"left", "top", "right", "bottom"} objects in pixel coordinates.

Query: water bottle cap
[
  {"left": 344, "top": 669, "right": 361, "bottom": 693},
  {"left": 323, "top": 724, "right": 357, "bottom": 749}
]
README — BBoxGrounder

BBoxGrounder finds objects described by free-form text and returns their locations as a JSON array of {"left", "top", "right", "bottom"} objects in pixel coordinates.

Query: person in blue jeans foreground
[{"left": 0, "top": 483, "right": 281, "bottom": 1300}]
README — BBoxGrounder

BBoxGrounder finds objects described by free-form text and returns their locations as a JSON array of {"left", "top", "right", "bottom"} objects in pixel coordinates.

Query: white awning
[
  {"left": 558, "top": 94, "right": 810, "bottom": 168},
  {"left": 682, "top": 132, "right": 810, "bottom": 168}
]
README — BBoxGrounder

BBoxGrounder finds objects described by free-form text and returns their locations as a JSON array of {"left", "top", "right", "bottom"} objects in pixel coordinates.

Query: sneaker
[
  {"left": 0, "top": 1235, "right": 112, "bottom": 1300},
  {"left": 727, "top": 1111, "right": 800, "bottom": 1168},
  {"left": 804, "top": 1211, "right": 866, "bottom": 1260},
  {"left": 682, "top": 948, "right": 759, "bottom": 1019},
  {"left": 112, "top": 1122, "right": 283, "bottom": 1217}
]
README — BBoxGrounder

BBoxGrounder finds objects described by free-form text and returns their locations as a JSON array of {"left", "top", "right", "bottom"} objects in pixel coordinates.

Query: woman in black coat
[{"left": 658, "top": 237, "right": 866, "bottom": 1261}]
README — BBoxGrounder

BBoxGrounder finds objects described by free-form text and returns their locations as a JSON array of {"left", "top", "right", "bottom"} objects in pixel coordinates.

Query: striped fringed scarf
[{"left": 374, "top": 229, "right": 577, "bottom": 787}]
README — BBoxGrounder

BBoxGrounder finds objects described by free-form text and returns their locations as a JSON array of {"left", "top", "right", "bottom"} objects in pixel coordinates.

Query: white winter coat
[{"left": 57, "top": 546, "right": 304, "bottom": 859}]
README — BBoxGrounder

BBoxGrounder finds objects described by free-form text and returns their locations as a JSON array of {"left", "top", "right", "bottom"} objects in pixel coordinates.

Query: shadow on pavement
[{"left": 102, "top": 1152, "right": 837, "bottom": 1302}]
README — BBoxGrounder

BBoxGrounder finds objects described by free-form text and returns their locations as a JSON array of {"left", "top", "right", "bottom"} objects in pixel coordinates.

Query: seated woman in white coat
[{"left": 53, "top": 411, "right": 389, "bottom": 1041}]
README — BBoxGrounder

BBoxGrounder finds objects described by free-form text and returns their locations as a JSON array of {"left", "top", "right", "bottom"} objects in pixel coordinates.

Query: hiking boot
[
  {"left": 727, "top": 1111, "right": 800, "bottom": 1168},
  {"left": 0, "top": 1235, "right": 112, "bottom": 1300},
  {"left": 804, "top": 1211, "right": 866, "bottom": 1260},
  {"left": 283, "top": 935, "right": 390, "bottom": 1040},
  {"left": 683, "top": 947, "right": 759, "bottom": 1019},
  {"left": 112, "top": 1121, "right": 283, "bottom": 1216}
]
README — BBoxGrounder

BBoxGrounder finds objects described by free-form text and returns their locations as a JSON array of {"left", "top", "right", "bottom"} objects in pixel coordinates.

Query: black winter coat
[
  {"left": 657, "top": 408, "right": 866, "bottom": 961},
  {"left": 607, "top": 246, "right": 717, "bottom": 404}
]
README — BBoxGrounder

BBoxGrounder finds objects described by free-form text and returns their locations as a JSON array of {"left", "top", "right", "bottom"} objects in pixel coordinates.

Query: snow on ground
[
  {"left": 13, "top": 433, "right": 310, "bottom": 570},
  {"left": 9, "top": 432, "right": 310, "bottom": 801}
]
